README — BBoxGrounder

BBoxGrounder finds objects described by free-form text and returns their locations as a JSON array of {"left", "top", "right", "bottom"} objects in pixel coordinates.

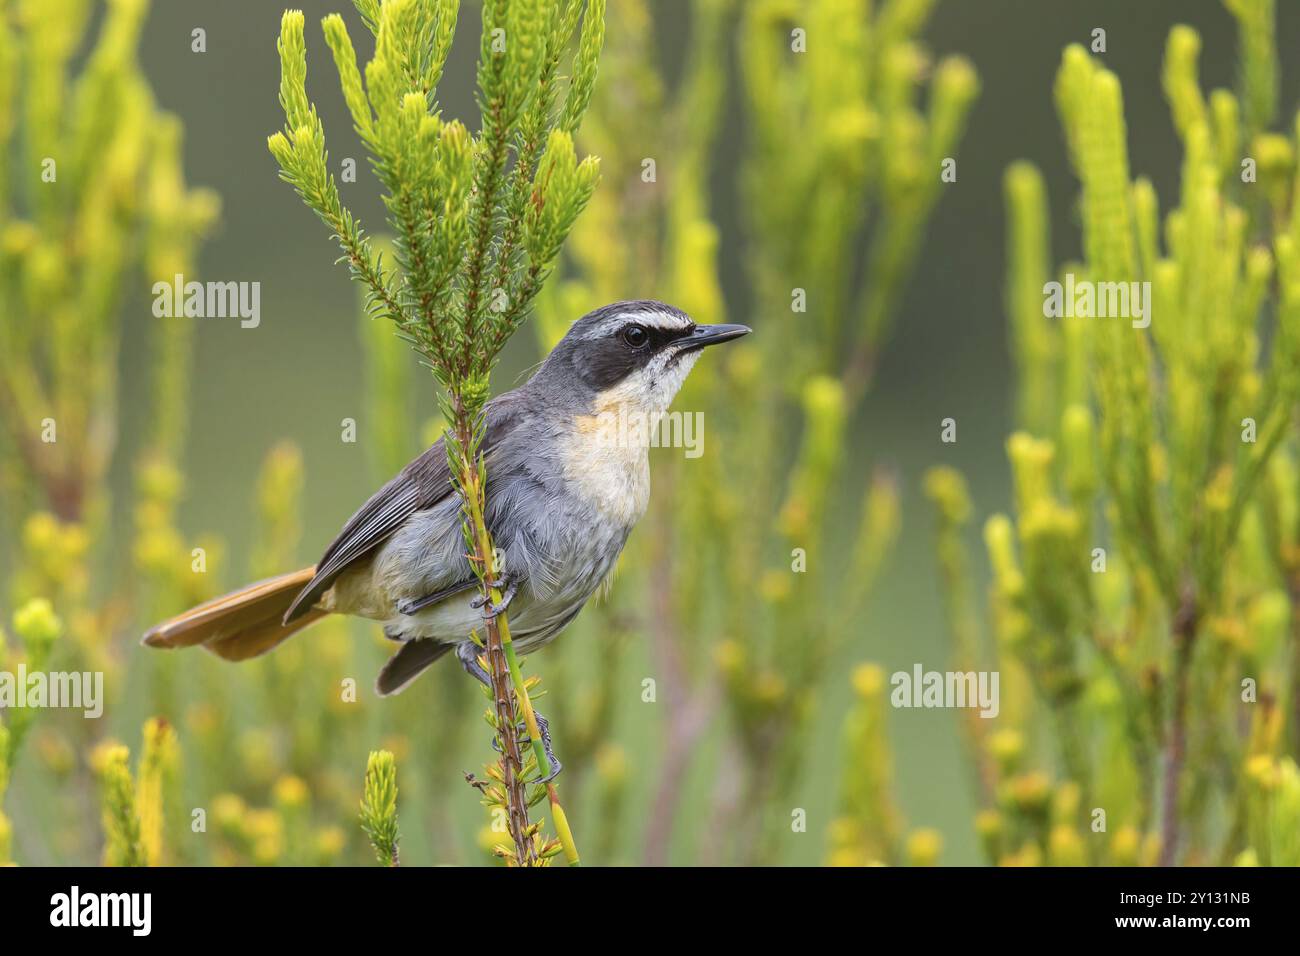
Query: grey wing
[{"left": 282, "top": 392, "right": 523, "bottom": 623}]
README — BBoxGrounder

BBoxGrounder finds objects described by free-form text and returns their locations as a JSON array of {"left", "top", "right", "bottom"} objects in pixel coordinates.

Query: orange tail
[{"left": 142, "top": 567, "right": 326, "bottom": 662}]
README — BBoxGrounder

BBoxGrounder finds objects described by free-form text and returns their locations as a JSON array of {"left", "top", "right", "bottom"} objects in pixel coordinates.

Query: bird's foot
[
  {"left": 486, "top": 711, "right": 562, "bottom": 784},
  {"left": 529, "top": 710, "right": 563, "bottom": 785},
  {"left": 457, "top": 637, "right": 559, "bottom": 781},
  {"left": 470, "top": 576, "right": 517, "bottom": 620}
]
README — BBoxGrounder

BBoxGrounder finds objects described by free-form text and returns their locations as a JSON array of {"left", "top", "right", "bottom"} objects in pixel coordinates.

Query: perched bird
[{"left": 143, "top": 300, "right": 749, "bottom": 772}]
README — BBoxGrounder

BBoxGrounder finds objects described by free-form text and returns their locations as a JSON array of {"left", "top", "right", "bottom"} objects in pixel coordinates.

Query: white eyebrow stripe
[
  {"left": 583, "top": 310, "right": 691, "bottom": 338},
  {"left": 586, "top": 317, "right": 623, "bottom": 337},
  {"left": 637, "top": 310, "right": 692, "bottom": 330}
]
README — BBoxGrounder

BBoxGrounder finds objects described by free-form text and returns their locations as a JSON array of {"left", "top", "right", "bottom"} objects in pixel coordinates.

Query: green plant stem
[
  {"left": 502, "top": 636, "right": 580, "bottom": 865},
  {"left": 452, "top": 419, "right": 533, "bottom": 865},
  {"left": 1159, "top": 592, "right": 1198, "bottom": 866},
  {"left": 455, "top": 413, "right": 579, "bottom": 866}
]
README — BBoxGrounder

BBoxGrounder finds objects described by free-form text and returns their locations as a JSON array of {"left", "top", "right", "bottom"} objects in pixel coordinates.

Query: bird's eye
[{"left": 622, "top": 324, "right": 649, "bottom": 348}]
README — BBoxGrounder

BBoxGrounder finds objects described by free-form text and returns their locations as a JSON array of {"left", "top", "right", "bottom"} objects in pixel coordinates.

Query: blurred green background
[{"left": 5, "top": 0, "right": 1300, "bottom": 865}]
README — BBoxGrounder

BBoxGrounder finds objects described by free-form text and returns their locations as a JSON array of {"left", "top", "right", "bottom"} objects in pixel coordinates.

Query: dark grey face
[
  {"left": 570, "top": 311, "right": 696, "bottom": 390},
  {"left": 547, "top": 300, "right": 751, "bottom": 392}
]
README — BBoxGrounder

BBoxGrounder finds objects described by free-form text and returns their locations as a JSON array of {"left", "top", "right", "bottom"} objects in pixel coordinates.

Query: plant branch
[{"left": 1159, "top": 588, "right": 1198, "bottom": 866}]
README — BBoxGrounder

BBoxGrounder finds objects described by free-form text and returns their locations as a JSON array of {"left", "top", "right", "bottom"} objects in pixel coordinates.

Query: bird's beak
[{"left": 676, "top": 323, "right": 752, "bottom": 353}]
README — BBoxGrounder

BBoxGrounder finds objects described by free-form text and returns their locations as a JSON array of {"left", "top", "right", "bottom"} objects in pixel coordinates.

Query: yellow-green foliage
[
  {"left": 0, "top": 599, "right": 62, "bottom": 799},
  {"left": 136, "top": 716, "right": 178, "bottom": 866},
  {"left": 0, "top": 723, "right": 10, "bottom": 863},
  {"left": 89, "top": 720, "right": 182, "bottom": 867},
  {"left": 1244, "top": 754, "right": 1300, "bottom": 866},
  {"left": 359, "top": 750, "right": 400, "bottom": 866},
  {"left": 716, "top": 0, "right": 970, "bottom": 857},
  {"left": 0, "top": 0, "right": 218, "bottom": 868},
  {"left": 92, "top": 717, "right": 353, "bottom": 869},
  {"left": 742, "top": 0, "right": 978, "bottom": 398},
  {"left": 91, "top": 741, "right": 145, "bottom": 867},
  {"left": 207, "top": 783, "right": 346, "bottom": 867},
  {"left": 827, "top": 667, "right": 947, "bottom": 867},
  {"left": 0, "top": 0, "right": 217, "bottom": 525},
  {"left": 928, "top": 2, "right": 1300, "bottom": 865},
  {"left": 266, "top": 1, "right": 602, "bottom": 402},
  {"left": 826, "top": 664, "right": 902, "bottom": 866}
]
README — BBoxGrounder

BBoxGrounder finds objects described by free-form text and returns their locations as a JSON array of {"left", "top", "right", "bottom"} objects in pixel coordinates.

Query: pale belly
[
  {"left": 320, "top": 424, "right": 648, "bottom": 653},
  {"left": 321, "top": 509, "right": 630, "bottom": 654}
]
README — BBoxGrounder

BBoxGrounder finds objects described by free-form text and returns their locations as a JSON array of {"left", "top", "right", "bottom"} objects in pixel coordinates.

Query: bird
[{"left": 142, "top": 299, "right": 749, "bottom": 776}]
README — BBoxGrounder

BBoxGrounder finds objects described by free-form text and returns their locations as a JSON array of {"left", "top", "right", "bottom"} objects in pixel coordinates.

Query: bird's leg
[
  {"left": 470, "top": 574, "right": 517, "bottom": 619},
  {"left": 457, "top": 639, "right": 493, "bottom": 688},
  {"left": 460, "top": 643, "right": 508, "bottom": 754},
  {"left": 457, "top": 640, "right": 562, "bottom": 782}
]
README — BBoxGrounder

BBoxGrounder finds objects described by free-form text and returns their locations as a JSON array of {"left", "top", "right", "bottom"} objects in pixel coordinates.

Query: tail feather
[
  {"left": 206, "top": 607, "right": 329, "bottom": 661},
  {"left": 142, "top": 566, "right": 321, "bottom": 660},
  {"left": 376, "top": 639, "right": 453, "bottom": 696}
]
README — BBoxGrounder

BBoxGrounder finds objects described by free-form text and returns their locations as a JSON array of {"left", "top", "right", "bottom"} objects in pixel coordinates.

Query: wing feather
[{"left": 283, "top": 393, "right": 523, "bottom": 622}]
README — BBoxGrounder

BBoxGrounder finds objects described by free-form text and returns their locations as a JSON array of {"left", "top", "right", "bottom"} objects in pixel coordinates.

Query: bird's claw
[
  {"left": 471, "top": 577, "right": 517, "bottom": 619},
  {"left": 529, "top": 712, "right": 562, "bottom": 785},
  {"left": 489, "top": 720, "right": 528, "bottom": 754},
  {"left": 485, "top": 711, "right": 563, "bottom": 785},
  {"left": 535, "top": 755, "right": 563, "bottom": 786}
]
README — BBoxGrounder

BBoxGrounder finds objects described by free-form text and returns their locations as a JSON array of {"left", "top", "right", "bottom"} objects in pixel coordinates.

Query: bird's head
[{"left": 537, "top": 300, "right": 751, "bottom": 416}]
